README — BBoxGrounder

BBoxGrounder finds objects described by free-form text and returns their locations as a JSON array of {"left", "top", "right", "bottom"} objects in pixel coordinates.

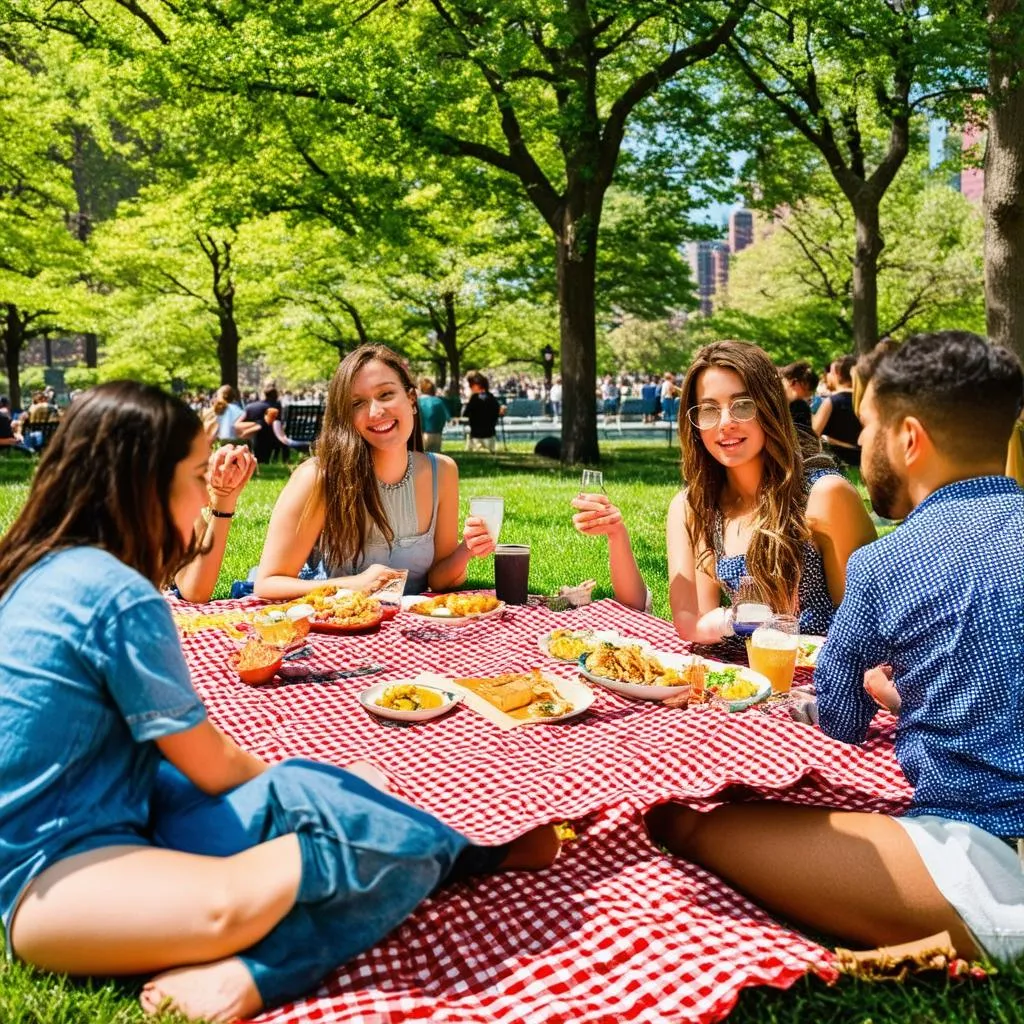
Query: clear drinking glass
[
  {"left": 580, "top": 469, "right": 605, "bottom": 494},
  {"left": 469, "top": 496, "right": 504, "bottom": 543},
  {"left": 747, "top": 614, "right": 799, "bottom": 694},
  {"left": 731, "top": 575, "right": 772, "bottom": 638}
]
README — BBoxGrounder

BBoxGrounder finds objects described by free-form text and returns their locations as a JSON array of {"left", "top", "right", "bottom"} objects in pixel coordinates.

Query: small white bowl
[{"left": 358, "top": 682, "right": 462, "bottom": 722}]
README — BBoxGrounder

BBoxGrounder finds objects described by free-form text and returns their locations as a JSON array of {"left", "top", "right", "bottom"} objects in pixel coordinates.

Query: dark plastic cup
[{"left": 494, "top": 544, "right": 530, "bottom": 605}]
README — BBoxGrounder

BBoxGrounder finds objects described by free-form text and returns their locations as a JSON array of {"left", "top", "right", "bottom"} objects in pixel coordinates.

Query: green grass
[
  {"left": 1, "top": 443, "right": 1015, "bottom": 1023},
  {"left": 2, "top": 441, "right": 688, "bottom": 616}
]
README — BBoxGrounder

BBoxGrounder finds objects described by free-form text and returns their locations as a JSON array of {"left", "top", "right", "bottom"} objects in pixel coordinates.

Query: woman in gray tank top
[{"left": 254, "top": 345, "right": 496, "bottom": 599}]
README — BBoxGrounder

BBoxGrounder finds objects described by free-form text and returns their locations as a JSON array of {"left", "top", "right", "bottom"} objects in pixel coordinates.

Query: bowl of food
[
  {"left": 230, "top": 639, "right": 284, "bottom": 686},
  {"left": 700, "top": 661, "right": 772, "bottom": 711},
  {"left": 252, "top": 604, "right": 313, "bottom": 647},
  {"left": 308, "top": 592, "right": 385, "bottom": 634},
  {"left": 359, "top": 682, "right": 462, "bottom": 722},
  {"left": 405, "top": 593, "right": 505, "bottom": 625},
  {"left": 795, "top": 635, "right": 826, "bottom": 668},
  {"left": 577, "top": 644, "right": 697, "bottom": 700},
  {"left": 538, "top": 628, "right": 651, "bottom": 662}
]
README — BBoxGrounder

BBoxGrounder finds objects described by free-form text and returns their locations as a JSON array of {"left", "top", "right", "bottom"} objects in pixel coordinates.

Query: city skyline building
[
  {"left": 685, "top": 209, "right": 754, "bottom": 315},
  {"left": 728, "top": 209, "right": 755, "bottom": 254}
]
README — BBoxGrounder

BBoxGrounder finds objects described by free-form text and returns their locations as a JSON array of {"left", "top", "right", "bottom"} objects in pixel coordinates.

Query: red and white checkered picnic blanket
[{"left": 176, "top": 598, "right": 912, "bottom": 1024}]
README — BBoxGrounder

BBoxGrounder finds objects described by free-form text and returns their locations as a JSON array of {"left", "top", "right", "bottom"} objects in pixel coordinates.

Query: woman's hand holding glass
[
  {"left": 571, "top": 494, "right": 626, "bottom": 539},
  {"left": 463, "top": 516, "right": 497, "bottom": 558}
]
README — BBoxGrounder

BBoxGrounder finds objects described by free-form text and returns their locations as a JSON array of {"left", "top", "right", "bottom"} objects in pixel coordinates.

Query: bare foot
[
  {"left": 499, "top": 824, "right": 561, "bottom": 871},
  {"left": 140, "top": 957, "right": 262, "bottom": 1022}
]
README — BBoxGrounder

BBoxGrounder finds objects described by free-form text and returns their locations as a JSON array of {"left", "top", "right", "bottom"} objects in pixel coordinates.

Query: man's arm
[{"left": 814, "top": 549, "right": 886, "bottom": 744}]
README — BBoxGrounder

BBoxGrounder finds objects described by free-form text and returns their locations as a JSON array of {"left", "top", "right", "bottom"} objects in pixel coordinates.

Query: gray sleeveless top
[{"left": 301, "top": 452, "right": 440, "bottom": 594}]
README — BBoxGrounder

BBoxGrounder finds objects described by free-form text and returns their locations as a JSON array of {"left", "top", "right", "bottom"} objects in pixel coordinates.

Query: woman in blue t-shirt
[{"left": 0, "top": 381, "right": 557, "bottom": 1022}]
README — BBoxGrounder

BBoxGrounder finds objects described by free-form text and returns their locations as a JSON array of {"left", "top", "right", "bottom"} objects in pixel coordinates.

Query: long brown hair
[
  {"left": 0, "top": 382, "right": 204, "bottom": 598},
  {"left": 678, "top": 340, "right": 808, "bottom": 615},
  {"left": 314, "top": 345, "right": 423, "bottom": 568}
]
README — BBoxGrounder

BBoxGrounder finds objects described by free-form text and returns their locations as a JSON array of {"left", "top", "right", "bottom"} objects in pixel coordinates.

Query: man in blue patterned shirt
[{"left": 648, "top": 330, "right": 1024, "bottom": 963}]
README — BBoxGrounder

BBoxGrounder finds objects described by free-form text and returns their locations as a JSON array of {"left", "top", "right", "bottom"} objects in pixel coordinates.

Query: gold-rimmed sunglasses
[{"left": 686, "top": 398, "right": 758, "bottom": 430}]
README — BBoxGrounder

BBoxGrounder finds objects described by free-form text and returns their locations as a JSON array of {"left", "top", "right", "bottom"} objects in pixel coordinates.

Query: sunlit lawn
[{"left": 1, "top": 442, "right": 1014, "bottom": 1024}]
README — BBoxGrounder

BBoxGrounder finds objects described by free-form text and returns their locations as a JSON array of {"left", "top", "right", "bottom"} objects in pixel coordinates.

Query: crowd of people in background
[{"left": 0, "top": 351, "right": 920, "bottom": 475}]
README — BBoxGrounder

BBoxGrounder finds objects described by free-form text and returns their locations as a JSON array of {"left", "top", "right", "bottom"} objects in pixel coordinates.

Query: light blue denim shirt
[{"left": 0, "top": 547, "right": 206, "bottom": 948}]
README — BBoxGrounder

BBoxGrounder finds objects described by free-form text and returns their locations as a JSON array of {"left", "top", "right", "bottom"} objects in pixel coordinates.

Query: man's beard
[{"left": 864, "top": 431, "right": 905, "bottom": 521}]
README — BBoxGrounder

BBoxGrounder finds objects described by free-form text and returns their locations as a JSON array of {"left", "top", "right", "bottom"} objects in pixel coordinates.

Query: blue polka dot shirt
[
  {"left": 715, "top": 468, "right": 841, "bottom": 636},
  {"left": 815, "top": 475, "right": 1024, "bottom": 836}
]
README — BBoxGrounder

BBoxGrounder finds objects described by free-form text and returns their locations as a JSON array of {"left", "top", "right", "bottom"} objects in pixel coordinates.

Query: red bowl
[
  {"left": 230, "top": 651, "right": 284, "bottom": 686},
  {"left": 309, "top": 610, "right": 385, "bottom": 635}
]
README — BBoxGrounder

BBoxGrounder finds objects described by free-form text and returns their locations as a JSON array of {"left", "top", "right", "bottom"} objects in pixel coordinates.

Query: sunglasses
[{"left": 686, "top": 398, "right": 758, "bottom": 430}]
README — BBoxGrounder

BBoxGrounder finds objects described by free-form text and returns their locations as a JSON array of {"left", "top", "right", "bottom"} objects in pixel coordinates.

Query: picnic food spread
[
  {"left": 299, "top": 588, "right": 383, "bottom": 630},
  {"left": 410, "top": 593, "right": 502, "bottom": 618},
  {"left": 252, "top": 604, "right": 313, "bottom": 647},
  {"left": 376, "top": 684, "right": 444, "bottom": 711},
  {"left": 546, "top": 627, "right": 597, "bottom": 661},
  {"left": 583, "top": 644, "right": 689, "bottom": 687},
  {"left": 457, "top": 670, "right": 575, "bottom": 719},
  {"left": 231, "top": 638, "right": 284, "bottom": 685},
  {"left": 795, "top": 636, "right": 826, "bottom": 667}
]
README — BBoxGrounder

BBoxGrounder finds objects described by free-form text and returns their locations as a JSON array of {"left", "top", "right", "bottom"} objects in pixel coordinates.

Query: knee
[
  {"left": 198, "top": 881, "right": 248, "bottom": 943},
  {"left": 644, "top": 802, "right": 706, "bottom": 860}
]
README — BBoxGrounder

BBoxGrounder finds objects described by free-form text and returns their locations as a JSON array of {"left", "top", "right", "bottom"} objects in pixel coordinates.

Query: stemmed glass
[{"left": 580, "top": 469, "right": 605, "bottom": 494}]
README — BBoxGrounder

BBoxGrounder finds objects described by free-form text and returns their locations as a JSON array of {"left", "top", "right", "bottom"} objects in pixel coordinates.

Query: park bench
[
  {"left": 503, "top": 398, "right": 545, "bottom": 420},
  {"left": 282, "top": 403, "right": 324, "bottom": 452}
]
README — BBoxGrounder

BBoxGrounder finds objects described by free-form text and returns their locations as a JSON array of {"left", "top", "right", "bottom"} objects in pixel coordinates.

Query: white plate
[
  {"left": 403, "top": 596, "right": 506, "bottom": 626},
  {"left": 577, "top": 648, "right": 698, "bottom": 701},
  {"left": 537, "top": 629, "right": 652, "bottom": 662},
  {"left": 701, "top": 659, "right": 772, "bottom": 711},
  {"left": 358, "top": 682, "right": 462, "bottom": 722},
  {"left": 795, "top": 634, "right": 827, "bottom": 668},
  {"left": 518, "top": 674, "right": 594, "bottom": 724},
  {"left": 445, "top": 672, "right": 595, "bottom": 726}
]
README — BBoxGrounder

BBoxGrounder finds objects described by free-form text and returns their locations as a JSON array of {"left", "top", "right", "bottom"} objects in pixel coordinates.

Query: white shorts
[{"left": 894, "top": 814, "right": 1024, "bottom": 963}]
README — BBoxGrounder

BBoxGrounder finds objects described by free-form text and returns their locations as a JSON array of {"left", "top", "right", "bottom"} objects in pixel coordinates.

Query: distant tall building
[
  {"left": 728, "top": 209, "right": 755, "bottom": 254},
  {"left": 686, "top": 240, "right": 730, "bottom": 316},
  {"left": 959, "top": 125, "right": 984, "bottom": 204},
  {"left": 711, "top": 244, "right": 730, "bottom": 295}
]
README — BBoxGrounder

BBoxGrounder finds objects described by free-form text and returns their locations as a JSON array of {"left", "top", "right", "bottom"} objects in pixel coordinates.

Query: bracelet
[{"left": 208, "top": 508, "right": 234, "bottom": 519}]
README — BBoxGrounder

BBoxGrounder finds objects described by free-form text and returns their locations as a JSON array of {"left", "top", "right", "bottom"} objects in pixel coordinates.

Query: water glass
[
  {"left": 580, "top": 469, "right": 605, "bottom": 494},
  {"left": 731, "top": 574, "right": 772, "bottom": 638},
  {"left": 469, "top": 496, "right": 504, "bottom": 543}
]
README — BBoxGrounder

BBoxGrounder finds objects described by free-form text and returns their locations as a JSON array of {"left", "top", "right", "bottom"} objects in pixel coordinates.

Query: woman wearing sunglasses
[
  {"left": 667, "top": 340, "right": 876, "bottom": 643},
  {"left": 574, "top": 341, "right": 875, "bottom": 638}
]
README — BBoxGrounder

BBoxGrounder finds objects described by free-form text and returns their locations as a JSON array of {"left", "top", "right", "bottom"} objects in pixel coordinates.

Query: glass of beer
[{"left": 747, "top": 614, "right": 799, "bottom": 694}]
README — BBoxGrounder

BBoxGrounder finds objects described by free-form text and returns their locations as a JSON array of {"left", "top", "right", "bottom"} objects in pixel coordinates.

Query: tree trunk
[
  {"left": 556, "top": 206, "right": 600, "bottom": 464},
  {"left": 851, "top": 197, "right": 883, "bottom": 354},
  {"left": 3, "top": 304, "right": 25, "bottom": 411},
  {"left": 433, "top": 358, "right": 448, "bottom": 393},
  {"left": 985, "top": 0, "right": 1024, "bottom": 363},
  {"left": 439, "top": 291, "right": 461, "bottom": 396},
  {"left": 218, "top": 310, "right": 239, "bottom": 390}
]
